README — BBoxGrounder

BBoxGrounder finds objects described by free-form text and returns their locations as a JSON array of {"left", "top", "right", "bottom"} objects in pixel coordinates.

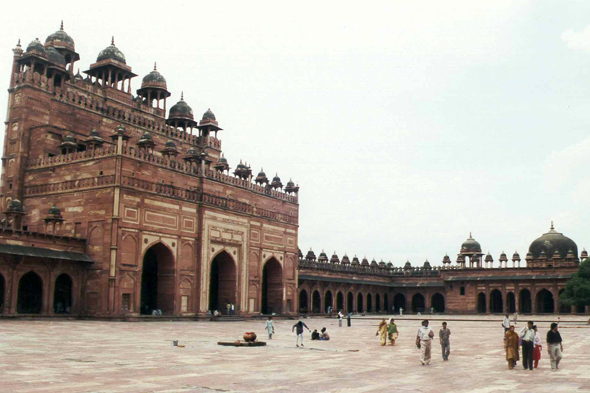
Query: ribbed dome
[
  {"left": 330, "top": 252, "right": 340, "bottom": 264},
  {"left": 165, "top": 140, "right": 176, "bottom": 148},
  {"left": 97, "top": 38, "right": 126, "bottom": 63},
  {"left": 341, "top": 255, "right": 350, "bottom": 264},
  {"left": 305, "top": 248, "right": 316, "bottom": 261},
  {"left": 423, "top": 260, "right": 431, "bottom": 269},
  {"left": 351, "top": 256, "right": 360, "bottom": 265},
  {"left": 45, "top": 46, "right": 67, "bottom": 66},
  {"left": 48, "top": 204, "right": 61, "bottom": 216},
  {"left": 219, "top": 155, "right": 228, "bottom": 164},
  {"left": 318, "top": 250, "right": 328, "bottom": 262},
  {"left": 140, "top": 132, "right": 153, "bottom": 141},
  {"left": 26, "top": 38, "right": 46, "bottom": 54},
  {"left": 7, "top": 199, "right": 24, "bottom": 212},
  {"left": 387, "top": 261, "right": 393, "bottom": 268},
  {"left": 361, "top": 257, "right": 369, "bottom": 266},
  {"left": 461, "top": 233, "right": 482, "bottom": 253},
  {"left": 45, "top": 22, "right": 75, "bottom": 51},
  {"left": 142, "top": 63, "right": 167, "bottom": 89},
  {"left": 404, "top": 260, "right": 412, "bottom": 269},
  {"left": 202, "top": 108, "right": 216, "bottom": 121},
  {"left": 529, "top": 223, "right": 578, "bottom": 260},
  {"left": 168, "top": 96, "right": 194, "bottom": 120}
]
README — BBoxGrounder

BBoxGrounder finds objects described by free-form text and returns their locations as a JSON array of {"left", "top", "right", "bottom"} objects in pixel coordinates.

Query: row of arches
[
  {"left": 0, "top": 272, "right": 73, "bottom": 314},
  {"left": 299, "top": 289, "right": 446, "bottom": 314},
  {"left": 138, "top": 244, "right": 283, "bottom": 315},
  {"left": 476, "top": 288, "right": 577, "bottom": 314}
]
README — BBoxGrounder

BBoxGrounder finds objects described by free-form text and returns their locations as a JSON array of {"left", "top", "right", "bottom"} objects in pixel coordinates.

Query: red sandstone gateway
[{"left": 0, "top": 24, "right": 299, "bottom": 318}]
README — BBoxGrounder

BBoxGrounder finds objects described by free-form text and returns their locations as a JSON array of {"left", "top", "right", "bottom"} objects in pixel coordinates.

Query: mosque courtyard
[{"left": 1, "top": 315, "right": 589, "bottom": 392}]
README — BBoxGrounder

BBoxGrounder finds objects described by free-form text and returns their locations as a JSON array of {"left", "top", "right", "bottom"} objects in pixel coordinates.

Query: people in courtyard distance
[
  {"left": 439, "top": 322, "right": 451, "bottom": 361},
  {"left": 416, "top": 320, "right": 434, "bottom": 365},
  {"left": 347, "top": 312, "right": 352, "bottom": 327},
  {"left": 376, "top": 319, "right": 387, "bottom": 346},
  {"left": 292, "top": 320, "right": 310, "bottom": 347},
  {"left": 519, "top": 321, "right": 535, "bottom": 371},
  {"left": 505, "top": 325, "right": 520, "bottom": 369},
  {"left": 311, "top": 329, "right": 320, "bottom": 340},
  {"left": 338, "top": 310, "right": 343, "bottom": 327},
  {"left": 265, "top": 316, "right": 274, "bottom": 340},
  {"left": 547, "top": 322, "right": 563, "bottom": 371},
  {"left": 388, "top": 318, "right": 398, "bottom": 346},
  {"left": 502, "top": 314, "right": 511, "bottom": 333},
  {"left": 320, "top": 327, "right": 330, "bottom": 340}
]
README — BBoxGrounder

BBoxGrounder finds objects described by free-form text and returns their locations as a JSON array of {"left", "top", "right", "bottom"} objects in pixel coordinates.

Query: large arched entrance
[
  {"left": 299, "top": 289, "right": 308, "bottom": 313},
  {"left": 312, "top": 290, "right": 321, "bottom": 313},
  {"left": 367, "top": 293, "right": 373, "bottom": 312},
  {"left": 536, "top": 289, "right": 554, "bottom": 313},
  {"left": 347, "top": 292, "right": 353, "bottom": 312},
  {"left": 0, "top": 274, "right": 5, "bottom": 313},
  {"left": 490, "top": 289, "right": 503, "bottom": 313},
  {"left": 324, "top": 291, "right": 333, "bottom": 314},
  {"left": 519, "top": 289, "right": 531, "bottom": 313},
  {"left": 209, "top": 251, "right": 237, "bottom": 315},
  {"left": 393, "top": 293, "right": 406, "bottom": 313},
  {"left": 17, "top": 272, "right": 43, "bottom": 314},
  {"left": 357, "top": 293, "right": 364, "bottom": 313},
  {"left": 53, "top": 274, "right": 72, "bottom": 313},
  {"left": 375, "top": 294, "right": 381, "bottom": 312},
  {"left": 261, "top": 258, "right": 282, "bottom": 314},
  {"left": 558, "top": 289, "right": 570, "bottom": 313},
  {"left": 141, "top": 243, "right": 176, "bottom": 315},
  {"left": 477, "top": 292, "right": 486, "bottom": 313},
  {"left": 383, "top": 294, "right": 389, "bottom": 313},
  {"left": 336, "top": 291, "right": 344, "bottom": 312},
  {"left": 431, "top": 293, "right": 445, "bottom": 313},
  {"left": 412, "top": 293, "right": 425, "bottom": 313},
  {"left": 506, "top": 292, "right": 516, "bottom": 313}
]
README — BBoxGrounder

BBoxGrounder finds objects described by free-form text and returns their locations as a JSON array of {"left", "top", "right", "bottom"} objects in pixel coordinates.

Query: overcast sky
[{"left": 1, "top": 1, "right": 589, "bottom": 266}]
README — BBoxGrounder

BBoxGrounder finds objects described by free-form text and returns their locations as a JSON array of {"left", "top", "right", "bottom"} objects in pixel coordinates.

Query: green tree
[{"left": 559, "top": 258, "right": 590, "bottom": 307}]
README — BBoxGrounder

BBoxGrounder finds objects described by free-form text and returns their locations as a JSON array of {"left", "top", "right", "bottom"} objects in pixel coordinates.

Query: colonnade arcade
[
  {"left": 475, "top": 286, "right": 582, "bottom": 314},
  {"left": 297, "top": 283, "right": 446, "bottom": 314}
]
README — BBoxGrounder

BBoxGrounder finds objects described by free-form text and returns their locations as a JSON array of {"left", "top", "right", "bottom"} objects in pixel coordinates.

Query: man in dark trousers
[
  {"left": 347, "top": 312, "right": 352, "bottom": 327},
  {"left": 519, "top": 321, "right": 535, "bottom": 370},
  {"left": 547, "top": 322, "right": 563, "bottom": 371},
  {"left": 292, "top": 319, "right": 310, "bottom": 347}
]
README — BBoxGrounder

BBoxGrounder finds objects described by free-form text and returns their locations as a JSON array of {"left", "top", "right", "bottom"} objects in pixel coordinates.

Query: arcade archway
[
  {"left": 312, "top": 290, "right": 321, "bottom": 313},
  {"left": 324, "top": 290, "right": 333, "bottom": 314},
  {"left": 383, "top": 294, "right": 389, "bottom": 313},
  {"left": 431, "top": 293, "right": 445, "bottom": 313},
  {"left": 393, "top": 293, "right": 406, "bottom": 313},
  {"left": 506, "top": 292, "right": 516, "bottom": 313},
  {"left": 477, "top": 292, "right": 486, "bottom": 313},
  {"left": 17, "top": 271, "right": 43, "bottom": 314},
  {"left": 336, "top": 291, "right": 344, "bottom": 312},
  {"left": 53, "top": 274, "right": 72, "bottom": 313},
  {"left": 375, "top": 294, "right": 381, "bottom": 312},
  {"left": 519, "top": 289, "right": 531, "bottom": 313},
  {"left": 261, "top": 258, "right": 282, "bottom": 314},
  {"left": 0, "top": 274, "right": 5, "bottom": 313},
  {"left": 367, "top": 293, "right": 373, "bottom": 312},
  {"left": 141, "top": 243, "right": 176, "bottom": 315},
  {"left": 299, "top": 289, "right": 308, "bottom": 313},
  {"left": 536, "top": 289, "right": 554, "bottom": 313},
  {"left": 357, "top": 293, "right": 364, "bottom": 313},
  {"left": 412, "top": 293, "right": 425, "bottom": 313},
  {"left": 347, "top": 292, "right": 353, "bottom": 312},
  {"left": 209, "top": 251, "right": 237, "bottom": 314},
  {"left": 490, "top": 289, "right": 503, "bottom": 313}
]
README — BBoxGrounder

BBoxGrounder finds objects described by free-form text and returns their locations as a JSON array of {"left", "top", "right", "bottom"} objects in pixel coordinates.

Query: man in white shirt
[
  {"left": 416, "top": 320, "right": 435, "bottom": 365},
  {"left": 502, "top": 314, "right": 511, "bottom": 333},
  {"left": 338, "top": 311, "right": 343, "bottom": 327},
  {"left": 519, "top": 321, "right": 535, "bottom": 370}
]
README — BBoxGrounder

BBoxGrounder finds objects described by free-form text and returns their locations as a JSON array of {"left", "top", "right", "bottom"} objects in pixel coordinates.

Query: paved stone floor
[{"left": 1, "top": 315, "right": 590, "bottom": 392}]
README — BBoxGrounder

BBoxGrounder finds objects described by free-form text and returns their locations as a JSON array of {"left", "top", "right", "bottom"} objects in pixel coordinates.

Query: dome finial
[
  {"left": 60, "top": 20, "right": 64, "bottom": 31},
  {"left": 551, "top": 220, "right": 554, "bottom": 230},
  {"left": 469, "top": 231, "right": 472, "bottom": 238},
  {"left": 111, "top": 36, "right": 115, "bottom": 46},
  {"left": 154, "top": 62, "right": 157, "bottom": 70},
  {"left": 181, "top": 91, "right": 184, "bottom": 100}
]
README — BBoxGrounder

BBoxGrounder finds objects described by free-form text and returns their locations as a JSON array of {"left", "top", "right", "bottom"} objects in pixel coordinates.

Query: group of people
[
  {"left": 376, "top": 318, "right": 399, "bottom": 346},
  {"left": 290, "top": 320, "right": 329, "bottom": 346},
  {"left": 414, "top": 320, "right": 451, "bottom": 365},
  {"left": 504, "top": 317, "right": 563, "bottom": 371}
]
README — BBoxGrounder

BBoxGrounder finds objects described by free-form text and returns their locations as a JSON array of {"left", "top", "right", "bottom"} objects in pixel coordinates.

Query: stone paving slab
[{"left": 1, "top": 315, "right": 589, "bottom": 392}]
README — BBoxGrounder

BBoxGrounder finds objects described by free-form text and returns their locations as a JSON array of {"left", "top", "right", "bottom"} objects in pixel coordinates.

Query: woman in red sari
[{"left": 533, "top": 325, "right": 542, "bottom": 368}]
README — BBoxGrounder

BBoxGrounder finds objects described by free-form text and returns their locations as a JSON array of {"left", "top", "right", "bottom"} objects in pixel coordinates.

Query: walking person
[
  {"left": 376, "top": 319, "right": 387, "bottom": 346},
  {"left": 502, "top": 314, "right": 511, "bottom": 333},
  {"left": 387, "top": 318, "right": 398, "bottom": 346},
  {"left": 292, "top": 319, "right": 310, "bottom": 347},
  {"left": 519, "top": 321, "right": 535, "bottom": 371},
  {"left": 439, "top": 322, "right": 451, "bottom": 361},
  {"left": 505, "top": 325, "right": 520, "bottom": 369},
  {"left": 400, "top": 307, "right": 403, "bottom": 316},
  {"left": 265, "top": 316, "right": 275, "bottom": 340},
  {"left": 338, "top": 310, "right": 343, "bottom": 327},
  {"left": 547, "top": 322, "right": 563, "bottom": 371},
  {"left": 347, "top": 312, "right": 352, "bottom": 327},
  {"left": 533, "top": 325, "right": 542, "bottom": 368},
  {"left": 416, "top": 320, "right": 434, "bottom": 365}
]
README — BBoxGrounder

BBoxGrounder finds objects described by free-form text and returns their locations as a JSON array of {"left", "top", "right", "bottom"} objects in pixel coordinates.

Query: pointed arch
[
  {"left": 431, "top": 293, "right": 445, "bottom": 313},
  {"left": 140, "top": 242, "right": 176, "bottom": 315},
  {"left": 477, "top": 292, "right": 486, "bottom": 313},
  {"left": 18, "top": 271, "right": 43, "bottom": 314},
  {"left": 411, "top": 293, "right": 425, "bottom": 313},
  {"left": 336, "top": 291, "right": 344, "bottom": 312},
  {"left": 324, "top": 290, "right": 333, "bottom": 314},
  {"left": 490, "top": 289, "right": 503, "bottom": 313},
  {"left": 53, "top": 273, "right": 73, "bottom": 313},
  {"left": 312, "top": 290, "right": 321, "bottom": 313},
  {"left": 393, "top": 293, "right": 406, "bottom": 314},
  {"left": 261, "top": 257, "right": 282, "bottom": 314},
  {"left": 299, "top": 289, "right": 308, "bottom": 313},
  {"left": 209, "top": 250, "right": 237, "bottom": 314},
  {"left": 536, "top": 289, "right": 554, "bottom": 313},
  {"left": 519, "top": 289, "right": 532, "bottom": 313}
]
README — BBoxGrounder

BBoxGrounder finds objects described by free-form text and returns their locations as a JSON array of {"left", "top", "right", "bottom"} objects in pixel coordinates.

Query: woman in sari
[
  {"left": 376, "top": 318, "right": 387, "bottom": 346},
  {"left": 505, "top": 325, "right": 520, "bottom": 369},
  {"left": 533, "top": 325, "right": 542, "bottom": 368},
  {"left": 388, "top": 318, "right": 398, "bottom": 345}
]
